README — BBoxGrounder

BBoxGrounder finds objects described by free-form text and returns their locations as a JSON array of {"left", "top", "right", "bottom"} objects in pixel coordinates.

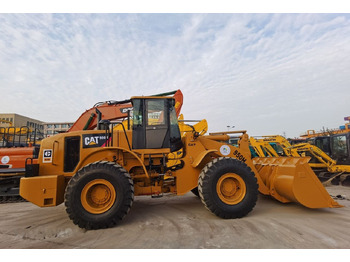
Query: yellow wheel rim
[
  {"left": 216, "top": 173, "right": 246, "bottom": 205},
  {"left": 81, "top": 179, "right": 116, "bottom": 214}
]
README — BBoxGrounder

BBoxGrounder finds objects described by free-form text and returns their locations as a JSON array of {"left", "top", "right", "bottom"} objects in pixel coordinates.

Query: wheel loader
[{"left": 20, "top": 95, "right": 342, "bottom": 229}]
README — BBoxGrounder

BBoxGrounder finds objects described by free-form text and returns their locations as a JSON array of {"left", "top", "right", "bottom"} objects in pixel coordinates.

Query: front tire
[
  {"left": 191, "top": 187, "right": 199, "bottom": 197},
  {"left": 198, "top": 157, "right": 258, "bottom": 219},
  {"left": 64, "top": 161, "right": 134, "bottom": 230}
]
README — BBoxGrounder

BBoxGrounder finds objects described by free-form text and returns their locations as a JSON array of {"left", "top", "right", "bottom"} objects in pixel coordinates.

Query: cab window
[
  {"left": 332, "top": 135, "right": 348, "bottom": 156},
  {"left": 146, "top": 100, "right": 166, "bottom": 126}
]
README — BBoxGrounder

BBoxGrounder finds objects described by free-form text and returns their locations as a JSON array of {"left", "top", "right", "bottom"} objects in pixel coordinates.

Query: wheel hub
[
  {"left": 216, "top": 173, "right": 246, "bottom": 205},
  {"left": 221, "top": 178, "right": 238, "bottom": 196},
  {"left": 81, "top": 179, "right": 116, "bottom": 214},
  {"left": 90, "top": 184, "right": 111, "bottom": 205}
]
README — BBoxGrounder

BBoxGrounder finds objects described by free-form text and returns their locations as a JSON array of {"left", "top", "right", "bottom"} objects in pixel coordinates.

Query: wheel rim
[
  {"left": 81, "top": 179, "right": 116, "bottom": 214},
  {"left": 216, "top": 173, "right": 246, "bottom": 205}
]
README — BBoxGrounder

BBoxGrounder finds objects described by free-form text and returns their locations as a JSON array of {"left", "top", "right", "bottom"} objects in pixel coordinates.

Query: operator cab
[
  {"left": 131, "top": 97, "right": 183, "bottom": 152},
  {"left": 330, "top": 133, "right": 350, "bottom": 165},
  {"left": 312, "top": 136, "right": 331, "bottom": 156}
]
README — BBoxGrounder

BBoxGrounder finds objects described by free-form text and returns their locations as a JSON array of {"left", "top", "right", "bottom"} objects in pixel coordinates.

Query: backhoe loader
[{"left": 20, "top": 94, "right": 341, "bottom": 229}]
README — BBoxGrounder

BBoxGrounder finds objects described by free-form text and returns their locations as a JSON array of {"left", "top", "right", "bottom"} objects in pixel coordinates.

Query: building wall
[
  {"left": 44, "top": 122, "right": 74, "bottom": 137},
  {"left": 0, "top": 113, "right": 44, "bottom": 131},
  {"left": 1, "top": 113, "right": 73, "bottom": 137}
]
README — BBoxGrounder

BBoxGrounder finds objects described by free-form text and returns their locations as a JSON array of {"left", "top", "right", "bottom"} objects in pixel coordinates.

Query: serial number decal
[{"left": 233, "top": 149, "right": 247, "bottom": 162}]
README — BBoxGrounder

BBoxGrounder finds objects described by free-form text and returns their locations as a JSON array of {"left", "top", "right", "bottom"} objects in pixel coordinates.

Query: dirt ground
[{"left": 0, "top": 185, "right": 350, "bottom": 249}]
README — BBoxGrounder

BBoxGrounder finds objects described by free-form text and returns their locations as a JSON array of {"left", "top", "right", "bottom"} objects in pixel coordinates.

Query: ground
[{"left": 0, "top": 185, "right": 349, "bottom": 249}]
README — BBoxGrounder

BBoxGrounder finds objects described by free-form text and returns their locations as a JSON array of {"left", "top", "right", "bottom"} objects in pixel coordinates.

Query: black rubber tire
[
  {"left": 64, "top": 161, "right": 134, "bottom": 230},
  {"left": 198, "top": 157, "right": 258, "bottom": 219},
  {"left": 191, "top": 187, "right": 199, "bottom": 197}
]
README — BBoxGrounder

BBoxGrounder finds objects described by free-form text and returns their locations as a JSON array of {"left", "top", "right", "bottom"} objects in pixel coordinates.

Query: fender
[
  {"left": 191, "top": 149, "right": 218, "bottom": 168},
  {"left": 76, "top": 147, "right": 150, "bottom": 178}
]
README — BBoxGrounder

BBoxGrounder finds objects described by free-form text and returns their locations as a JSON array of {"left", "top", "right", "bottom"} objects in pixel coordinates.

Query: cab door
[
  {"left": 132, "top": 98, "right": 170, "bottom": 150},
  {"left": 144, "top": 99, "right": 170, "bottom": 149}
]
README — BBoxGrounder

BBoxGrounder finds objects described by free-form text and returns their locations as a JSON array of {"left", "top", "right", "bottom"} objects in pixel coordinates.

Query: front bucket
[{"left": 253, "top": 157, "right": 342, "bottom": 208}]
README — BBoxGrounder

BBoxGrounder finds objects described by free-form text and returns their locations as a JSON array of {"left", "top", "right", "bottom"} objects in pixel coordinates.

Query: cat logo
[
  {"left": 43, "top": 149, "right": 53, "bottom": 163},
  {"left": 83, "top": 134, "right": 107, "bottom": 148},
  {"left": 85, "top": 137, "right": 98, "bottom": 146}
]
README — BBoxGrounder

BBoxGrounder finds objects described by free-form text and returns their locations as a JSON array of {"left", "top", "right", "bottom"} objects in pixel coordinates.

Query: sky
[{"left": 1, "top": 3, "right": 350, "bottom": 138}]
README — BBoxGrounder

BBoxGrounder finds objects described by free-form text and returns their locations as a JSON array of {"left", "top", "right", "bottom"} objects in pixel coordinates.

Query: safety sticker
[
  {"left": 43, "top": 149, "right": 53, "bottom": 163},
  {"left": 1, "top": 156, "right": 9, "bottom": 164},
  {"left": 220, "top": 145, "right": 231, "bottom": 156}
]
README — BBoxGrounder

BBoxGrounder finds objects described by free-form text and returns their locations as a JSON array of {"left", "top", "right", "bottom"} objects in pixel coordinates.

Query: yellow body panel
[{"left": 20, "top": 175, "right": 65, "bottom": 207}]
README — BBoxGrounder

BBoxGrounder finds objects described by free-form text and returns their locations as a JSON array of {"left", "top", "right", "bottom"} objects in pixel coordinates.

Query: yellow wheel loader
[{"left": 20, "top": 95, "right": 342, "bottom": 230}]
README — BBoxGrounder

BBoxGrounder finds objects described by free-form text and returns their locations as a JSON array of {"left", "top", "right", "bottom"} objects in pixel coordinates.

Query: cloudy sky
[{"left": 1, "top": 9, "right": 350, "bottom": 137}]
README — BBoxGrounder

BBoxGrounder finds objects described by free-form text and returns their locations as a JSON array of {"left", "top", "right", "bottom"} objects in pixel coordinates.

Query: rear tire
[
  {"left": 198, "top": 157, "right": 258, "bottom": 219},
  {"left": 64, "top": 161, "right": 134, "bottom": 229}
]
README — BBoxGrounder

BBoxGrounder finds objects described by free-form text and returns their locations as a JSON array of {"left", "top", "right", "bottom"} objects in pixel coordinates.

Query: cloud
[{"left": 0, "top": 14, "right": 349, "bottom": 137}]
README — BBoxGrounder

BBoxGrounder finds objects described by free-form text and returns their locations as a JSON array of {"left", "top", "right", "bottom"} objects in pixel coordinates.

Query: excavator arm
[
  {"left": 290, "top": 143, "right": 335, "bottom": 166},
  {"left": 290, "top": 143, "right": 350, "bottom": 173},
  {"left": 249, "top": 137, "right": 280, "bottom": 157},
  {"left": 67, "top": 102, "right": 132, "bottom": 132},
  {"left": 260, "top": 135, "right": 300, "bottom": 157}
]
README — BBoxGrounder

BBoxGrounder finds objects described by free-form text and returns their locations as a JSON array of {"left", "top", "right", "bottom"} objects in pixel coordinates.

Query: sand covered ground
[{"left": 0, "top": 185, "right": 349, "bottom": 249}]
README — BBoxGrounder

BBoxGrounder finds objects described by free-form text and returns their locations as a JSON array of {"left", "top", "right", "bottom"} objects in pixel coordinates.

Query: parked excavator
[
  {"left": 304, "top": 133, "right": 350, "bottom": 185},
  {"left": 20, "top": 92, "right": 341, "bottom": 230},
  {"left": 250, "top": 135, "right": 350, "bottom": 186},
  {"left": 1, "top": 90, "right": 185, "bottom": 203}
]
